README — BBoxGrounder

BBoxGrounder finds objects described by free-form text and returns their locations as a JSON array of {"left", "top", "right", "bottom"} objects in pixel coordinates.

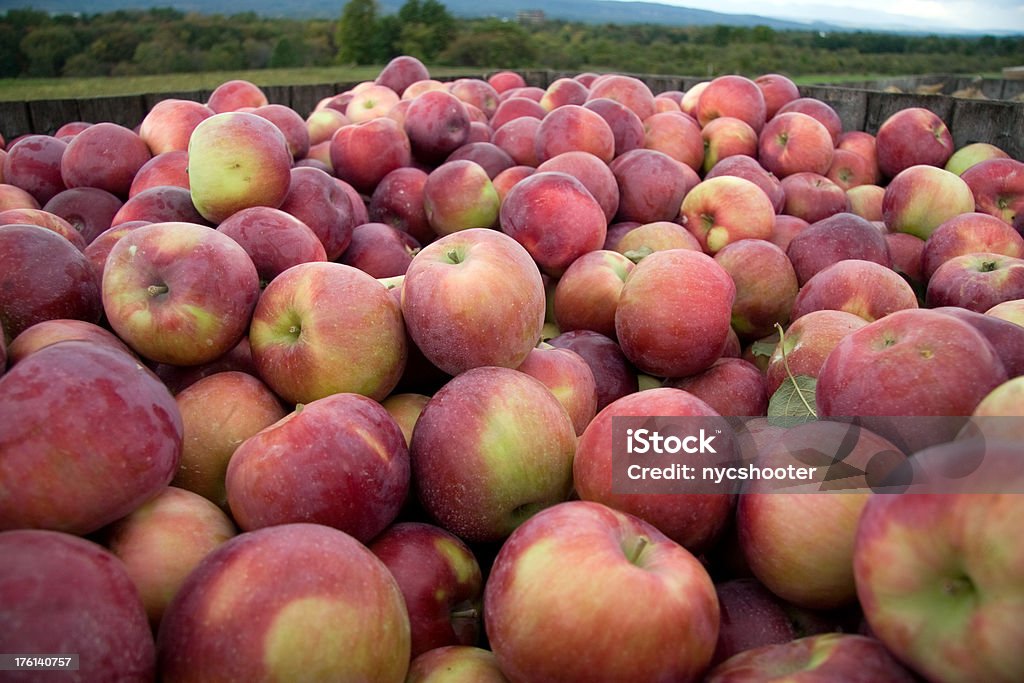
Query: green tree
[
  {"left": 20, "top": 26, "right": 81, "bottom": 77},
  {"left": 439, "top": 19, "right": 536, "bottom": 69},
  {"left": 336, "top": 0, "right": 384, "bottom": 65}
]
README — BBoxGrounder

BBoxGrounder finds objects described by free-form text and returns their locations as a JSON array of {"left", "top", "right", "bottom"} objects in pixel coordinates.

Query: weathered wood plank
[
  {"left": 77, "top": 95, "right": 147, "bottom": 129},
  {"left": 27, "top": 99, "right": 81, "bottom": 136},
  {"left": 143, "top": 90, "right": 207, "bottom": 111},
  {"left": 290, "top": 83, "right": 337, "bottom": 118},
  {"left": 950, "top": 98, "right": 1024, "bottom": 160},
  {"left": 798, "top": 85, "right": 869, "bottom": 134},
  {"left": 263, "top": 85, "right": 291, "bottom": 108},
  {"left": 863, "top": 91, "right": 955, "bottom": 135},
  {"left": 0, "top": 101, "right": 33, "bottom": 141}
]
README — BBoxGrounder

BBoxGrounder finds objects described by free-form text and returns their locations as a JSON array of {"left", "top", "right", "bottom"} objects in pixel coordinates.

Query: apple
[
  {"left": 217, "top": 205, "right": 327, "bottom": 285},
  {"left": 500, "top": 170, "right": 607, "bottom": 277},
  {"left": 616, "top": 248, "right": 735, "bottom": 377},
  {"left": 882, "top": 164, "right": 976, "bottom": 239},
  {"left": 492, "top": 116, "right": 542, "bottom": 166},
  {"left": 701, "top": 116, "right": 759, "bottom": 174},
  {"left": 0, "top": 224, "right": 100, "bottom": 342},
  {"left": 489, "top": 95, "right": 546, "bottom": 130},
  {"left": 447, "top": 141, "right": 514, "bottom": 179},
  {"left": 786, "top": 212, "right": 892, "bottom": 286},
  {"left": 206, "top": 78, "right": 267, "bottom": 112},
  {"left": 103, "top": 486, "right": 236, "bottom": 629},
  {"left": 586, "top": 74, "right": 657, "bottom": 121},
  {"left": 280, "top": 166, "right": 359, "bottom": 260},
  {"left": 681, "top": 176, "right": 775, "bottom": 253},
  {"left": 553, "top": 249, "right": 633, "bottom": 339},
  {"left": 6, "top": 320, "right": 128, "bottom": 370},
  {"left": 776, "top": 97, "right": 843, "bottom": 145},
  {"left": 305, "top": 106, "right": 349, "bottom": 146},
  {"left": 534, "top": 103, "right": 615, "bottom": 164},
  {"left": 780, "top": 172, "right": 849, "bottom": 223},
  {"left": 758, "top": 112, "right": 834, "bottom": 178},
  {"left": 130, "top": 150, "right": 190, "bottom": 196},
  {"left": 960, "top": 157, "right": 1024, "bottom": 228},
  {"left": 668, "top": 356, "right": 768, "bottom": 416},
  {"left": 931, "top": 305, "right": 1024, "bottom": 379},
  {"left": 102, "top": 221, "right": 260, "bottom": 366},
  {"left": 583, "top": 96, "right": 646, "bottom": 157},
  {"left": 922, "top": 211, "right": 1024, "bottom": 279},
  {"left": 705, "top": 154, "right": 785, "bottom": 214},
  {"left": 376, "top": 55, "right": 430, "bottom": 96},
  {"left": 516, "top": 343, "right": 598, "bottom": 435},
  {"left": 331, "top": 117, "right": 413, "bottom": 195},
  {"left": 696, "top": 74, "right": 767, "bottom": 133},
  {"left": 226, "top": 393, "right": 409, "bottom": 542},
  {"left": 410, "top": 366, "right": 576, "bottom": 542},
  {"left": 714, "top": 238, "right": 799, "bottom": 339},
  {"left": 827, "top": 148, "right": 879, "bottom": 189},
  {"left": 817, "top": 308, "right": 1008, "bottom": 417},
  {"left": 154, "top": 336, "right": 259, "bottom": 396},
  {"left": 449, "top": 78, "right": 500, "bottom": 119},
  {"left": 345, "top": 84, "right": 400, "bottom": 123},
  {"left": 404, "top": 89, "right": 471, "bottom": 164},
  {"left": 2, "top": 133, "right": 67, "bottom": 204},
  {"left": 643, "top": 111, "right": 704, "bottom": 172},
  {"left": 0, "top": 340, "right": 182, "bottom": 534},
  {"left": 171, "top": 370, "right": 285, "bottom": 509},
  {"left": 987, "top": 298, "right": 1024, "bottom": 327},
  {"left": 548, "top": 329, "right": 639, "bottom": 410},
  {"left": 765, "top": 309, "right": 868, "bottom": 396},
  {"left": 769, "top": 214, "right": 810, "bottom": 251},
  {"left": 187, "top": 112, "right": 292, "bottom": 224},
  {"left": 536, "top": 150, "right": 620, "bottom": 222},
  {"left": 0, "top": 206, "right": 86, "bottom": 249},
  {"left": 875, "top": 106, "right": 954, "bottom": 179},
  {"left": 484, "top": 500, "right": 719, "bottom": 683},
  {"left": 401, "top": 228, "right": 545, "bottom": 376},
  {"left": 157, "top": 523, "right": 410, "bottom": 682},
  {"left": 855, "top": 490, "right": 1024, "bottom": 683},
  {"left": 82, "top": 220, "right": 150, "bottom": 280},
  {"left": 791, "top": 259, "right": 918, "bottom": 323},
  {"left": 111, "top": 185, "right": 208, "bottom": 226},
  {"left": 926, "top": 253, "right": 1024, "bottom": 312},
  {"left": 489, "top": 70, "right": 526, "bottom": 93},
  {"left": 406, "top": 646, "right": 509, "bottom": 683},
  {"left": 755, "top": 73, "right": 800, "bottom": 119},
  {"left": 424, "top": 159, "right": 500, "bottom": 236},
  {"left": 706, "top": 633, "right": 919, "bottom": 682},
  {"left": 138, "top": 98, "right": 215, "bottom": 155},
  {"left": 61, "top": 122, "right": 151, "bottom": 198},
  {"left": 54, "top": 121, "right": 91, "bottom": 138},
  {"left": 381, "top": 392, "right": 430, "bottom": 446},
  {"left": 44, "top": 186, "right": 123, "bottom": 244},
  {"left": 613, "top": 220, "right": 702, "bottom": 257},
  {"left": 339, "top": 221, "right": 419, "bottom": 278},
  {"left": 249, "top": 261, "right": 406, "bottom": 403},
  {"left": 251, "top": 103, "right": 310, "bottom": 160},
  {"left": 845, "top": 183, "right": 885, "bottom": 222},
  {"left": 614, "top": 149, "right": 700, "bottom": 224},
  {"left": 369, "top": 522, "right": 483, "bottom": 658},
  {"left": 0, "top": 530, "right": 155, "bottom": 681},
  {"left": 945, "top": 141, "right": 1011, "bottom": 176},
  {"left": 369, "top": 166, "right": 433, "bottom": 245}
]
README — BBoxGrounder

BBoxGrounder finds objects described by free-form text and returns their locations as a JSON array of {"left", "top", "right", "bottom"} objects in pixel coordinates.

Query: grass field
[{"left": 0, "top": 66, "right": 1008, "bottom": 102}]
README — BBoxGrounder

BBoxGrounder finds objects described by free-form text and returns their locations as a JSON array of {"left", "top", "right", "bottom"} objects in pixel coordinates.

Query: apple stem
[
  {"left": 450, "top": 608, "right": 478, "bottom": 620},
  {"left": 624, "top": 536, "right": 650, "bottom": 565},
  {"left": 447, "top": 249, "right": 464, "bottom": 264},
  {"left": 146, "top": 284, "right": 169, "bottom": 297}
]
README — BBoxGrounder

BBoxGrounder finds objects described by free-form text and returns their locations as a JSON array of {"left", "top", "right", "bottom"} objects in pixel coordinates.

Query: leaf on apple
[
  {"left": 749, "top": 334, "right": 780, "bottom": 359},
  {"left": 768, "top": 376, "right": 818, "bottom": 428}
]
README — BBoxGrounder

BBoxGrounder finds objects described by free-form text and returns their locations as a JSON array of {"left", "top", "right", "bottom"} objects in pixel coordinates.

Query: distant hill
[{"left": 2, "top": 0, "right": 826, "bottom": 31}]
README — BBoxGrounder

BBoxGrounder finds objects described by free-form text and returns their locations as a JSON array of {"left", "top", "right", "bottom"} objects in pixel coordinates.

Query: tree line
[{"left": 2, "top": 2, "right": 1022, "bottom": 81}]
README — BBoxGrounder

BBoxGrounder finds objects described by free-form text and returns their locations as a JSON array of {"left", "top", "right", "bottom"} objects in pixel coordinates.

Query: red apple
[
  {"left": 410, "top": 366, "right": 576, "bottom": 542},
  {"left": 643, "top": 110, "right": 703, "bottom": 172},
  {"left": 251, "top": 103, "right": 310, "bottom": 160},
  {"left": 61, "top": 122, "right": 151, "bottom": 198},
  {"left": 855, "top": 491, "right": 1024, "bottom": 683},
  {"left": 138, "top": 98, "right": 215, "bottom": 155},
  {"left": 701, "top": 116, "right": 759, "bottom": 174},
  {"left": 44, "top": 185, "right": 123, "bottom": 244},
  {"left": 945, "top": 141, "right": 1010, "bottom": 176},
  {"left": 765, "top": 309, "right": 868, "bottom": 396},
  {"left": 206, "top": 78, "right": 267, "bottom": 112},
  {"left": 611, "top": 148, "right": 699, "bottom": 223},
  {"left": 249, "top": 261, "right": 407, "bottom": 403},
  {"left": 130, "top": 150, "right": 190, "bottom": 196},
  {"left": 586, "top": 74, "right": 657, "bottom": 121},
  {"left": 786, "top": 212, "right": 892, "bottom": 285},
  {"left": 369, "top": 522, "right": 483, "bottom": 658},
  {"left": 492, "top": 115, "right": 542, "bottom": 166},
  {"left": 875, "top": 106, "right": 954, "bottom": 179},
  {"left": 401, "top": 228, "right": 545, "bottom": 376},
  {"left": 882, "top": 164, "right": 976, "bottom": 239},
  {"left": 0, "top": 182, "right": 39, "bottom": 211},
  {"left": 777, "top": 97, "right": 843, "bottom": 145},
  {"left": 827, "top": 148, "right": 879, "bottom": 189},
  {"left": 535, "top": 103, "right": 615, "bottom": 164},
  {"left": 331, "top": 117, "right": 413, "bottom": 195},
  {"left": 187, "top": 112, "right": 292, "bottom": 224},
  {"left": 0, "top": 340, "right": 182, "bottom": 534},
  {"left": 102, "top": 221, "right": 260, "bottom": 366},
  {"left": 0, "top": 530, "right": 155, "bottom": 681},
  {"left": 922, "top": 211, "right": 1024, "bottom": 279},
  {"left": 0, "top": 206, "right": 86, "bottom": 249},
  {"left": 405, "top": 89, "right": 471, "bottom": 164},
  {"left": 489, "top": 70, "right": 526, "bottom": 93},
  {"left": 758, "top": 112, "right": 834, "bottom": 178},
  {"left": 6, "top": 318, "right": 131, "bottom": 365},
  {"left": 103, "top": 486, "right": 236, "bottom": 628},
  {"left": 484, "top": 500, "right": 719, "bottom": 683},
  {"left": 705, "top": 154, "right": 785, "bottom": 214},
  {"left": 111, "top": 185, "right": 208, "bottom": 226},
  {"left": 305, "top": 106, "right": 349, "bottom": 146},
  {"left": 616, "top": 248, "right": 735, "bottom": 377},
  {"left": 961, "top": 157, "right": 1024, "bottom": 228},
  {"left": 0, "top": 224, "right": 100, "bottom": 342},
  {"left": 769, "top": 214, "right": 810, "bottom": 251},
  {"left": 489, "top": 95, "right": 546, "bottom": 130},
  {"left": 780, "top": 172, "right": 849, "bottom": 223},
  {"left": 755, "top": 73, "right": 800, "bottom": 119},
  {"left": 926, "top": 252, "right": 1024, "bottom": 312},
  {"left": 424, "top": 159, "right": 500, "bottom": 236},
  {"left": 536, "top": 149, "right": 620, "bottom": 222},
  {"left": 157, "top": 523, "right": 410, "bottom": 682},
  {"left": 845, "top": 183, "right": 885, "bottom": 222},
  {"left": 583, "top": 96, "right": 646, "bottom": 157},
  {"left": 406, "top": 646, "right": 509, "bottom": 683},
  {"left": 715, "top": 238, "right": 799, "bottom": 339},
  {"left": 516, "top": 343, "right": 598, "bottom": 435},
  {"left": 217, "top": 205, "right": 327, "bottom": 285},
  {"left": 697, "top": 74, "right": 767, "bottom": 133},
  {"left": 931, "top": 305, "right": 1024, "bottom": 379},
  {"left": 681, "top": 175, "right": 775, "bottom": 253},
  {"left": 279, "top": 165, "right": 359, "bottom": 260},
  {"left": 553, "top": 249, "right": 634, "bottom": 339},
  {"left": 226, "top": 393, "right": 409, "bottom": 542},
  {"left": 790, "top": 259, "right": 918, "bottom": 323},
  {"left": 339, "top": 221, "right": 419, "bottom": 278},
  {"left": 549, "top": 329, "right": 639, "bottom": 411},
  {"left": 613, "top": 220, "right": 702, "bottom": 257},
  {"left": 816, "top": 308, "right": 1008, "bottom": 416},
  {"left": 2, "top": 133, "right": 67, "bottom": 204}
]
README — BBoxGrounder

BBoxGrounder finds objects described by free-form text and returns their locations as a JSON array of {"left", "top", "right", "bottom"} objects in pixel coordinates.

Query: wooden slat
[
  {"left": 0, "top": 101, "right": 33, "bottom": 142},
  {"left": 798, "top": 85, "right": 869, "bottom": 134},
  {"left": 950, "top": 98, "right": 1024, "bottom": 160},
  {"left": 262, "top": 85, "right": 291, "bottom": 108},
  {"left": 864, "top": 91, "right": 955, "bottom": 135},
  {"left": 289, "top": 83, "right": 336, "bottom": 118},
  {"left": 27, "top": 99, "right": 81, "bottom": 136},
  {"left": 76, "top": 95, "right": 147, "bottom": 129}
]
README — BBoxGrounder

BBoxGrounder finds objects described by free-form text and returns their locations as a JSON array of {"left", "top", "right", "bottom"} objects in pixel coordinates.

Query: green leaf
[
  {"left": 768, "top": 375, "right": 818, "bottom": 428},
  {"left": 749, "top": 335, "right": 780, "bottom": 359}
]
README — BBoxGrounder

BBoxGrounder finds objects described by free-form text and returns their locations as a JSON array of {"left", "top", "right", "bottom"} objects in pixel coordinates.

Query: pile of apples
[{"left": 1, "top": 55, "right": 1024, "bottom": 682}]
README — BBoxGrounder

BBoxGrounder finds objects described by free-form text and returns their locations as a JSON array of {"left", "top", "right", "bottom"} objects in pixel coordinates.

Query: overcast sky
[{"left": 609, "top": 0, "right": 1024, "bottom": 33}]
